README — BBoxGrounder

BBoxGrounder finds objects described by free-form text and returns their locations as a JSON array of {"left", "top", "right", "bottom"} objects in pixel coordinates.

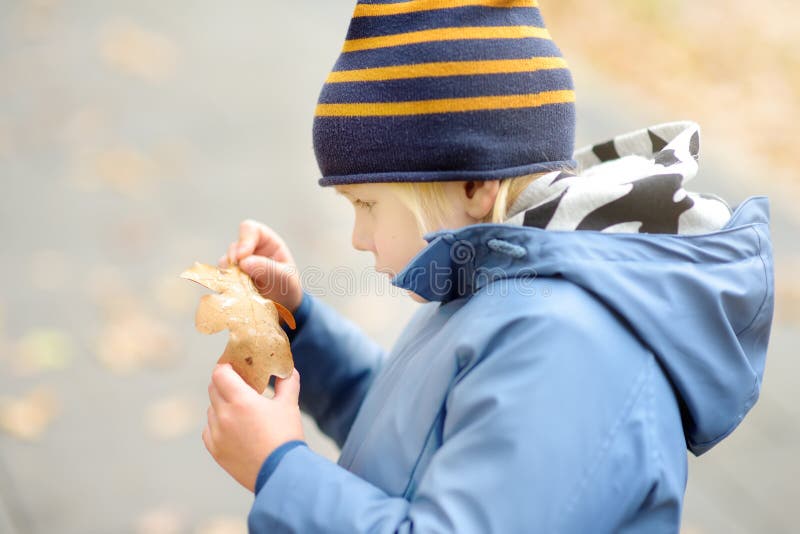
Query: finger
[
  {"left": 274, "top": 368, "right": 300, "bottom": 405},
  {"left": 208, "top": 381, "right": 225, "bottom": 410},
  {"left": 238, "top": 257, "right": 301, "bottom": 319},
  {"left": 237, "top": 219, "right": 262, "bottom": 259},
  {"left": 206, "top": 404, "right": 219, "bottom": 436},
  {"left": 227, "top": 242, "right": 239, "bottom": 267},
  {"left": 239, "top": 255, "right": 288, "bottom": 296},
  {"left": 212, "top": 363, "right": 249, "bottom": 402},
  {"left": 240, "top": 219, "right": 292, "bottom": 264},
  {"left": 202, "top": 424, "right": 215, "bottom": 455},
  {"left": 207, "top": 404, "right": 217, "bottom": 425},
  {"left": 218, "top": 254, "right": 228, "bottom": 268}
]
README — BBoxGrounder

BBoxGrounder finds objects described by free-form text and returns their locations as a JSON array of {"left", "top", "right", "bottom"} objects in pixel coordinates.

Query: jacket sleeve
[
  {"left": 278, "top": 289, "right": 387, "bottom": 448},
  {"left": 249, "top": 311, "right": 669, "bottom": 533}
]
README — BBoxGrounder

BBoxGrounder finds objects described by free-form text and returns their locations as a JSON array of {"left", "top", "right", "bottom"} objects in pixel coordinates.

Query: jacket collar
[
  {"left": 389, "top": 194, "right": 761, "bottom": 303},
  {"left": 389, "top": 223, "right": 540, "bottom": 302}
]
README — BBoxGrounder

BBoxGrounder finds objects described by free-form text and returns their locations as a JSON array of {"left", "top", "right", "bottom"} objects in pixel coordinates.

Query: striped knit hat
[{"left": 313, "top": 0, "right": 577, "bottom": 187}]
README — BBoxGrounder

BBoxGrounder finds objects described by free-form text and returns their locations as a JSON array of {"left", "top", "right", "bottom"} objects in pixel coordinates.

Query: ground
[{"left": 0, "top": 1, "right": 797, "bottom": 533}]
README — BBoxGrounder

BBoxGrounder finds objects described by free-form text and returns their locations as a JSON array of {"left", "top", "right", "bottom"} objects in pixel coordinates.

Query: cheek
[
  {"left": 370, "top": 198, "right": 428, "bottom": 274},
  {"left": 374, "top": 229, "right": 426, "bottom": 275}
]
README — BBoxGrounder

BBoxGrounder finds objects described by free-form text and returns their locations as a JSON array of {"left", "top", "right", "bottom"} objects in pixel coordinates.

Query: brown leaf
[
  {"left": 144, "top": 394, "right": 199, "bottom": 440},
  {"left": 99, "top": 19, "right": 178, "bottom": 82},
  {"left": 180, "top": 262, "right": 295, "bottom": 394},
  {"left": 94, "top": 311, "right": 180, "bottom": 373},
  {"left": 93, "top": 147, "right": 158, "bottom": 194},
  {"left": 193, "top": 516, "right": 247, "bottom": 534},
  {"left": 775, "top": 256, "right": 800, "bottom": 326},
  {"left": 136, "top": 506, "right": 186, "bottom": 534},
  {"left": 0, "top": 386, "right": 59, "bottom": 441},
  {"left": 85, "top": 264, "right": 181, "bottom": 372},
  {"left": 66, "top": 146, "right": 159, "bottom": 196}
]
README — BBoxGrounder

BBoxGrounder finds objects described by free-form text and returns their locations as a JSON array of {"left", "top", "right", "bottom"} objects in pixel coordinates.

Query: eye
[{"left": 354, "top": 199, "right": 375, "bottom": 211}]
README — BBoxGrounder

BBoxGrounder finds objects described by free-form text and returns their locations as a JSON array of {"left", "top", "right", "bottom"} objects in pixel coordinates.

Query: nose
[{"left": 351, "top": 223, "right": 373, "bottom": 253}]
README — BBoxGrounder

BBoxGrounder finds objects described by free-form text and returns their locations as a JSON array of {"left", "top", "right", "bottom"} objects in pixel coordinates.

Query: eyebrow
[{"left": 336, "top": 188, "right": 374, "bottom": 202}]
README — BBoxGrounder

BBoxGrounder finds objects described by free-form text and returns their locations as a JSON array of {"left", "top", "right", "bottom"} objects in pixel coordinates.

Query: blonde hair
[{"left": 385, "top": 170, "right": 568, "bottom": 235}]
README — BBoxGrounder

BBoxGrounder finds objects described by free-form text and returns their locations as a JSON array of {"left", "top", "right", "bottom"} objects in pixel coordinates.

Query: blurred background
[{"left": 0, "top": 1, "right": 797, "bottom": 533}]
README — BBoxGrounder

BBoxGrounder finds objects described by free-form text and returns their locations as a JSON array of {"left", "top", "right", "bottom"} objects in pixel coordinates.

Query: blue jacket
[{"left": 248, "top": 121, "right": 775, "bottom": 533}]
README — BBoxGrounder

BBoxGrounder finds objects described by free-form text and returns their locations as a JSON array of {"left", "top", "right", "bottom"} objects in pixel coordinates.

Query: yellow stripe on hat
[
  {"left": 327, "top": 56, "right": 568, "bottom": 83},
  {"left": 342, "top": 26, "right": 551, "bottom": 53},
  {"left": 315, "top": 90, "right": 575, "bottom": 117},
  {"left": 353, "top": 0, "right": 538, "bottom": 18}
]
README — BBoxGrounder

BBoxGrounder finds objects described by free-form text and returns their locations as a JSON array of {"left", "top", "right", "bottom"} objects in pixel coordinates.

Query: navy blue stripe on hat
[
  {"left": 345, "top": 6, "right": 545, "bottom": 39},
  {"left": 333, "top": 37, "right": 564, "bottom": 71},
  {"left": 319, "top": 69, "right": 574, "bottom": 103}
]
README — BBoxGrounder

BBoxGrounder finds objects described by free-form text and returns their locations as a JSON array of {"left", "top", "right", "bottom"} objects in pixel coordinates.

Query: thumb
[
  {"left": 239, "top": 255, "right": 282, "bottom": 292},
  {"left": 273, "top": 368, "right": 300, "bottom": 405}
]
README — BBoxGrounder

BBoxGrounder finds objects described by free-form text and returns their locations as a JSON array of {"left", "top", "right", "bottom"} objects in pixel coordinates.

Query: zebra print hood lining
[{"left": 504, "top": 120, "right": 734, "bottom": 235}]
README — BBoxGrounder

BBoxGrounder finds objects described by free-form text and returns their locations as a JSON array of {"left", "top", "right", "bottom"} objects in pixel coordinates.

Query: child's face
[{"left": 335, "top": 182, "right": 468, "bottom": 303}]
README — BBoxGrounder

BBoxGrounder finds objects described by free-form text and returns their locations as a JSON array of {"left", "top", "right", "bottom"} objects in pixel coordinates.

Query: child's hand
[
  {"left": 219, "top": 219, "right": 304, "bottom": 314},
  {"left": 202, "top": 363, "right": 305, "bottom": 493}
]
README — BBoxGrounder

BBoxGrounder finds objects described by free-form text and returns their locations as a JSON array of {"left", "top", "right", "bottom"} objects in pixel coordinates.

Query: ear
[{"left": 462, "top": 180, "right": 500, "bottom": 221}]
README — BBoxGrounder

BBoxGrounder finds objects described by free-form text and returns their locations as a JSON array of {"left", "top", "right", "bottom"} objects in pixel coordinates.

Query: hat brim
[{"left": 317, "top": 158, "right": 578, "bottom": 187}]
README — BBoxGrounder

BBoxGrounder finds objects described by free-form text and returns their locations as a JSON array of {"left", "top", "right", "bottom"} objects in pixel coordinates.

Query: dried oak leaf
[{"left": 179, "top": 262, "right": 295, "bottom": 394}]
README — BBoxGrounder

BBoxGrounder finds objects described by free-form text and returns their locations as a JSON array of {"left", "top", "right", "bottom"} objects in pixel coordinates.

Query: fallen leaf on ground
[
  {"left": 136, "top": 506, "right": 186, "bottom": 534},
  {"left": 13, "top": 328, "right": 73, "bottom": 375},
  {"left": 144, "top": 394, "right": 199, "bottom": 440},
  {"left": 0, "top": 386, "right": 59, "bottom": 441},
  {"left": 94, "top": 310, "right": 180, "bottom": 373},
  {"left": 775, "top": 257, "right": 800, "bottom": 326},
  {"left": 180, "top": 262, "right": 295, "bottom": 394},
  {"left": 85, "top": 265, "right": 181, "bottom": 372},
  {"left": 99, "top": 19, "right": 178, "bottom": 82},
  {"left": 67, "top": 146, "right": 159, "bottom": 196},
  {"left": 93, "top": 147, "right": 158, "bottom": 195},
  {"left": 194, "top": 516, "right": 247, "bottom": 534},
  {"left": 84, "top": 264, "right": 140, "bottom": 317}
]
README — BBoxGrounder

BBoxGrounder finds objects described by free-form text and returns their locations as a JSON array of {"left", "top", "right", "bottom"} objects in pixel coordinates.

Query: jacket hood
[{"left": 390, "top": 120, "right": 775, "bottom": 456}]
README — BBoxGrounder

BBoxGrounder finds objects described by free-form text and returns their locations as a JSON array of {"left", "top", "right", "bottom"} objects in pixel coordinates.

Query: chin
[{"left": 375, "top": 265, "right": 392, "bottom": 276}]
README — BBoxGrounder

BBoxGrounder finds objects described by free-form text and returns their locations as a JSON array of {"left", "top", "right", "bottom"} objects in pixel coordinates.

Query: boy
[{"left": 204, "top": 2, "right": 774, "bottom": 532}]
